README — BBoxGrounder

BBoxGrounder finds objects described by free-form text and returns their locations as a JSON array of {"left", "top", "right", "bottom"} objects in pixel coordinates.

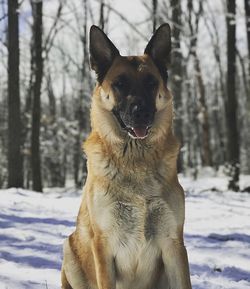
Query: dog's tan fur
[{"left": 61, "top": 25, "right": 192, "bottom": 289}]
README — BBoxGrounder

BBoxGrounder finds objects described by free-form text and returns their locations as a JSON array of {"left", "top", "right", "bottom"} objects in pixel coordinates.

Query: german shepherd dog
[{"left": 61, "top": 24, "right": 192, "bottom": 289}]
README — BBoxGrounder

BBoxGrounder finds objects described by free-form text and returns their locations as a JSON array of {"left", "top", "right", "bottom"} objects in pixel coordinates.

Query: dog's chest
[
  {"left": 113, "top": 197, "right": 165, "bottom": 239},
  {"left": 91, "top": 174, "right": 176, "bottom": 288},
  {"left": 93, "top": 173, "right": 175, "bottom": 242},
  {"left": 110, "top": 198, "right": 167, "bottom": 287}
]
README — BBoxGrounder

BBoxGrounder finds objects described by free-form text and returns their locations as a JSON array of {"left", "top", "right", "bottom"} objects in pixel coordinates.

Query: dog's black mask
[{"left": 112, "top": 71, "right": 157, "bottom": 139}]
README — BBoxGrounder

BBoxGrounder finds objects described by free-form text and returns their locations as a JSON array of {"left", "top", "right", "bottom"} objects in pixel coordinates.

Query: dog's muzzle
[{"left": 112, "top": 103, "right": 155, "bottom": 139}]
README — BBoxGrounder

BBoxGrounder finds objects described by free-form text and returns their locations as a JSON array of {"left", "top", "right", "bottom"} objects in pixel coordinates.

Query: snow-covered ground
[{"left": 0, "top": 174, "right": 250, "bottom": 289}]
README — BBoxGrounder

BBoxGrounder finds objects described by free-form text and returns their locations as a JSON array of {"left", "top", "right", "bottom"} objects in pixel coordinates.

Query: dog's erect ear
[
  {"left": 89, "top": 25, "right": 120, "bottom": 83},
  {"left": 144, "top": 24, "right": 171, "bottom": 81}
]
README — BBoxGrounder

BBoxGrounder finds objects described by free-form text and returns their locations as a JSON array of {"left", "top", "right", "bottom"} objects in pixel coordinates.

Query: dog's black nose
[{"left": 130, "top": 103, "right": 152, "bottom": 124}]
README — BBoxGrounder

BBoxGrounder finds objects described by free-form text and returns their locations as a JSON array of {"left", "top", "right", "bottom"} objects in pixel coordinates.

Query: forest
[
  {"left": 1, "top": 1, "right": 250, "bottom": 288},
  {"left": 0, "top": 0, "right": 250, "bottom": 192}
]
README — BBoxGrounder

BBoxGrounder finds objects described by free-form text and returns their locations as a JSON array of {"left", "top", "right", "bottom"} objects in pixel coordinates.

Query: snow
[
  {"left": 182, "top": 175, "right": 250, "bottom": 289},
  {"left": 0, "top": 175, "right": 250, "bottom": 289}
]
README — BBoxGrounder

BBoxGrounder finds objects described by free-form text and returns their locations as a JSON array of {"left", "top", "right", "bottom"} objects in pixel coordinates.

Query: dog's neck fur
[{"left": 84, "top": 121, "right": 179, "bottom": 183}]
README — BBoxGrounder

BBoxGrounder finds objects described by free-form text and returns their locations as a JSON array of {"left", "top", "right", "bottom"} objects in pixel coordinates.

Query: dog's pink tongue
[{"left": 132, "top": 127, "right": 148, "bottom": 138}]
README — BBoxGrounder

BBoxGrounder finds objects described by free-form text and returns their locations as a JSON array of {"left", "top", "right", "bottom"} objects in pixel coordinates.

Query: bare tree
[
  {"left": 152, "top": 0, "right": 157, "bottom": 32},
  {"left": 7, "top": 0, "right": 23, "bottom": 188},
  {"left": 30, "top": 0, "right": 43, "bottom": 192},
  {"left": 226, "top": 0, "right": 240, "bottom": 191},
  {"left": 99, "top": 0, "right": 105, "bottom": 30},
  {"left": 73, "top": 0, "right": 89, "bottom": 187},
  {"left": 187, "top": 0, "right": 212, "bottom": 167},
  {"left": 245, "top": 0, "right": 250, "bottom": 85},
  {"left": 28, "top": 0, "right": 64, "bottom": 191},
  {"left": 170, "top": 0, "right": 183, "bottom": 171},
  {"left": 203, "top": 0, "right": 227, "bottom": 167}
]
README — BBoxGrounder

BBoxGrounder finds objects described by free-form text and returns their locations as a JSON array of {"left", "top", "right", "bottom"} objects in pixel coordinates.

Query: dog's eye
[
  {"left": 145, "top": 75, "right": 158, "bottom": 90},
  {"left": 114, "top": 80, "right": 125, "bottom": 89},
  {"left": 112, "top": 75, "right": 129, "bottom": 92}
]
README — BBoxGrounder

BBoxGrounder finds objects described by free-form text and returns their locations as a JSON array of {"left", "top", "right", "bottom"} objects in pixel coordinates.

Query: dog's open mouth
[
  {"left": 112, "top": 110, "right": 150, "bottom": 139},
  {"left": 127, "top": 126, "right": 150, "bottom": 139}
]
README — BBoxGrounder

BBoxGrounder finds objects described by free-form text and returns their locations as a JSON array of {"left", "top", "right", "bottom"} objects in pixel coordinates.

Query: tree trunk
[
  {"left": 30, "top": 0, "right": 43, "bottom": 192},
  {"left": 226, "top": 0, "right": 240, "bottom": 191},
  {"left": 152, "top": 0, "right": 158, "bottom": 32},
  {"left": 7, "top": 0, "right": 23, "bottom": 188},
  {"left": 244, "top": 0, "right": 250, "bottom": 174},
  {"left": 99, "top": 0, "right": 105, "bottom": 30},
  {"left": 47, "top": 73, "right": 56, "bottom": 120},
  {"left": 73, "top": 0, "right": 88, "bottom": 187},
  {"left": 187, "top": 0, "right": 212, "bottom": 168},
  {"left": 194, "top": 56, "right": 213, "bottom": 167},
  {"left": 212, "top": 83, "right": 226, "bottom": 168},
  {"left": 170, "top": 0, "right": 183, "bottom": 171},
  {"left": 245, "top": 0, "right": 250, "bottom": 85}
]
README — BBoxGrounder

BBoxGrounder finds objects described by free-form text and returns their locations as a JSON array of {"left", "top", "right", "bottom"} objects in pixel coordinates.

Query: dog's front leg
[
  {"left": 91, "top": 236, "right": 115, "bottom": 289},
  {"left": 161, "top": 238, "right": 192, "bottom": 289}
]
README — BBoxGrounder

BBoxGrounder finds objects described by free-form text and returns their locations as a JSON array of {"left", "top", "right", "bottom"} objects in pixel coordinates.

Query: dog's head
[{"left": 89, "top": 24, "right": 173, "bottom": 143}]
